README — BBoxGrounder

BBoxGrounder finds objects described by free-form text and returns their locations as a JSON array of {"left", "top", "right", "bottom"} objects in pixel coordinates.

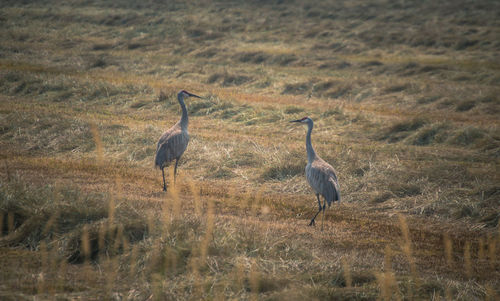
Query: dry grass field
[{"left": 1, "top": 0, "right": 499, "bottom": 300}]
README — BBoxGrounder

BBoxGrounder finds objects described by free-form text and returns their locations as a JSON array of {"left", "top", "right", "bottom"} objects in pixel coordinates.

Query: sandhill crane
[
  {"left": 290, "top": 117, "right": 340, "bottom": 229},
  {"left": 155, "top": 90, "right": 202, "bottom": 191}
]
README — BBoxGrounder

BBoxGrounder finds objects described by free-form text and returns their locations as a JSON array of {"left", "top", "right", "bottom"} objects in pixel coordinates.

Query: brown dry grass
[{"left": 0, "top": 0, "right": 499, "bottom": 299}]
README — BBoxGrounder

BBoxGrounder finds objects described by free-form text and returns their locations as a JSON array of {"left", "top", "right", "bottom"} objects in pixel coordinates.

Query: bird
[
  {"left": 155, "top": 90, "right": 202, "bottom": 191},
  {"left": 290, "top": 117, "right": 340, "bottom": 229}
]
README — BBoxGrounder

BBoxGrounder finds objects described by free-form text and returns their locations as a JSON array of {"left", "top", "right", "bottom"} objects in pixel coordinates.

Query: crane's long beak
[
  {"left": 290, "top": 119, "right": 302, "bottom": 123},
  {"left": 187, "top": 92, "right": 202, "bottom": 99}
]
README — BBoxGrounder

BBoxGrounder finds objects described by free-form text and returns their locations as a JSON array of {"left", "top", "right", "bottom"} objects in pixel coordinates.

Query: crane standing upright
[
  {"left": 290, "top": 117, "right": 341, "bottom": 229},
  {"left": 155, "top": 90, "right": 202, "bottom": 191}
]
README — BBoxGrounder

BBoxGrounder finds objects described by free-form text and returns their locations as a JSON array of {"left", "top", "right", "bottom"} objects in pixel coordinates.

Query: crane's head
[
  {"left": 290, "top": 116, "right": 312, "bottom": 124},
  {"left": 179, "top": 90, "right": 202, "bottom": 99}
]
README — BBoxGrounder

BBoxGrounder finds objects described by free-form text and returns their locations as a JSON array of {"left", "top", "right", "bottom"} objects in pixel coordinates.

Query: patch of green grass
[
  {"left": 407, "top": 123, "right": 448, "bottom": 146},
  {"left": 378, "top": 117, "right": 428, "bottom": 143},
  {"left": 282, "top": 82, "right": 312, "bottom": 95},
  {"left": 284, "top": 106, "right": 305, "bottom": 115},
  {"left": 370, "top": 191, "right": 394, "bottom": 204},
  {"left": 261, "top": 162, "right": 304, "bottom": 181},
  {"left": 387, "top": 182, "right": 421, "bottom": 198},
  {"left": 321, "top": 106, "right": 345, "bottom": 118},
  {"left": 261, "top": 150, "right": 304, "bottom": 181},
  {"left": 207, "top": 72, "right": 253, "bottom": 87},
  {"left": 456, "top": 100, "right": 476, "bottom": 112},
  {"left": 447, "top": 126, "right": 485, "bottom": 146},
  {"left": 0, "top": 111, "right": 94, "bottom": 154}
]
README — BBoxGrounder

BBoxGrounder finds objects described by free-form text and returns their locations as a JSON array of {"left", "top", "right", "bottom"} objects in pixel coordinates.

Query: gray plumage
[
  {"left": 291, "top": 117, "right": 340, "bottom": 228},
  {"left": 155, "top": 90, "right": 201, "bottom": 191}
]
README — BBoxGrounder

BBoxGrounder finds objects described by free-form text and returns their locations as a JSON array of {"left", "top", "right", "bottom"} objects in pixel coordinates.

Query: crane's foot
[
  {"left": 163, "top": 186, "right": 167, "bottom": 192},
  {"left": 309, "top": 219, "right": 316, "bottom": 226}
]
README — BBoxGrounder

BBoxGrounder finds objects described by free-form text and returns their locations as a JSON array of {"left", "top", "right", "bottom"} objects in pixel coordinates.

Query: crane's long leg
[
  {"left": 174, "top": 158, "right": 179, "bottom": 183},
  {"left": 162, "top": 167, "right": 167, "bottom": 192},
  {"left": 309, "top": 193, "right": 322, "bottom": 226},
  {"left": 320, "top": 199, "right": 326, "bottom": 231}
]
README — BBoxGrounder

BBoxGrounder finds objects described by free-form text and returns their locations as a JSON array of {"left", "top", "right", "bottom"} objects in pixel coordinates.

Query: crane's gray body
[
  {"left": 155, "top": 90, "right": 200, "bottom": 191},
  {"left": 306, "top": 156, "right": 340, "bottom": 206},
  {"left": 292, "top": 117, "right": 340, "bottom": 227},
  {"left": 154, "top": 121, "right": 189, "bottom": 169}
]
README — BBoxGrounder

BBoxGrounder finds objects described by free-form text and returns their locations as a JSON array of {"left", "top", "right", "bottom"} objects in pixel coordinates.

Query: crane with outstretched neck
[
  {"left": 290, "top": 117, "right": 341, "bottom": 229},
  {"left": 155, "top": 90, "right": 202, "bottom": 191}
]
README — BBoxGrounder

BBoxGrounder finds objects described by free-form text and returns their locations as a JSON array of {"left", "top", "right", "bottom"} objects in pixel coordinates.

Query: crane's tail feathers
[
  {"left": 154, "top": 151, "right": 165, "bottom": 169},
  {"left": 154, "top": 158, "right": 164, "bottom": 169},
  {"left": 329, "top": 178, "right": 341, "bottom": 204}
]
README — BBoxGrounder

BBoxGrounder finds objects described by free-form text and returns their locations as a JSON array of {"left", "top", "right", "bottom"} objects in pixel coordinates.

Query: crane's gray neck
[
  {"left": 306, "top": 120, "right": 316, "bottom": 163},
  {"left": 178, "top": 93, "right": 188, "bottom": 130}
]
